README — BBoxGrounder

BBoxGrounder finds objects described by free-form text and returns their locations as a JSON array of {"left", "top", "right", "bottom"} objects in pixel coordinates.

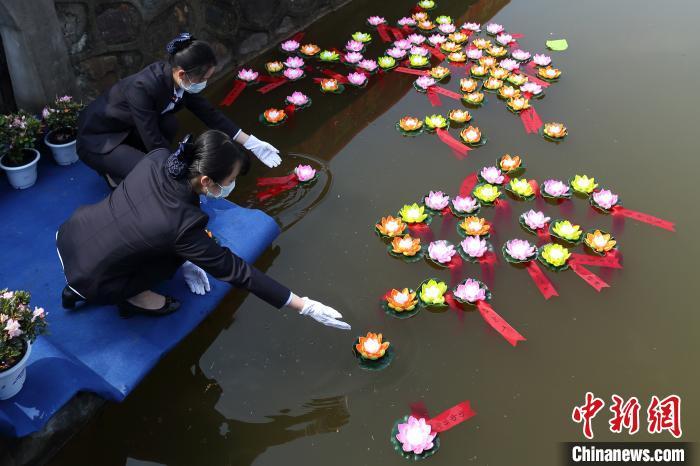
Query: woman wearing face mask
[
  {"left": 56, "top": 130, "right": 350, "bottom": 331},
  {"left": 76, "top": 32, "right": 280, "bottom": 188}
]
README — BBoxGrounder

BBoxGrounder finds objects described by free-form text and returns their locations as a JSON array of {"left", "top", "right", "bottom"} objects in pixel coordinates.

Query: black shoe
[
  {"left": 117, "top": 296, "right": 181, "bottom": 319},
  {"left": 62, "top": 285, "right": 84, "bottom": 309}
]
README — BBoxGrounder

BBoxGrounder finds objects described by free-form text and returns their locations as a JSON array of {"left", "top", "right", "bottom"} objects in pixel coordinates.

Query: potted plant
[
  {"left": 42, "top": 95, "right": 84, "bottom": 166},
  {"left": 0, "top": 111, "right": 42, "bottom": 189},
  {"left": 0, "top": 289, "right": 48, "bottom": 399}
]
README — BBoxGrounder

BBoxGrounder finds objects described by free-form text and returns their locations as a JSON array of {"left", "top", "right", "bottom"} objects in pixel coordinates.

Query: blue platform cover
[{"left": 0, "top": 158, "right": 280, "bottom": 437}]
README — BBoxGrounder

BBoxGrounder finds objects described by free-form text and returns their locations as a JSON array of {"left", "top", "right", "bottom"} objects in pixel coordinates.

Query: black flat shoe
[
  {"left": 61, "top": 285, "right": 84, "bottom": 309},
  {"left": 117, "top": 296, "right": 181, "bottom": 319}
]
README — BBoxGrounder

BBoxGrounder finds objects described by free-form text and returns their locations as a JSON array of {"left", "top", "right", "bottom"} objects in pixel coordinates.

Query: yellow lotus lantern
[
  {"left": 470, "top": 65, "right": 488, "bottom": 77},
  {"left": 483, "top": 77, "right": 503, "bottom": 90},
  {"left": 585, "top": 230, "right": 617, "bottom": 253},
  {"left": 429, "top": 66, "right": 450, "bottom": 80},
  {"left": 460, "top": 125, "right": 482, "bottom": 143},
  {"left": 543, "top": 122, "right": 567, "bottom": 139},
  {"left": 398, "top": 116, "right": 423, "bottom": 132},
  {"left": 391, "top": 235, "right": 422, "bottom": 256},
  {"left": 376, "top": 216, "right": 407, "bottom": 237},
  {"left": 538, "top": 66, "right": 562, "bottom": 79},
  {"left": 499, "top": 154, "right": 522, "bottom": 172},
  {"left": 479, "top": 56, "right": 497, "bottom": 68},
  {"left": 399, "top": 203, "right": 429, "bottom": 223},
  {"left": 490, "top": 67, "right": 509, "bottom": 80},
  {"left": 355, "top": 332, "right": 390, "bottom": 360},
  {"left": 418, "top": 20, "right": 436, "bottom": 31},
  {"left": 447, "top": 51, "right": 466, "bottom": 62},
  {"left": 472, "top": 38, "right": 491, "bottom": 49},
  {"left": 507, "top": 96, "right": 530, "bottom": 112},
  {"left": 487, "top": 46, "right": 508, "bottom": 57},
  {"left": 265, "top": 61, "right": 284, "bottom": 73},
  {"left": 385, "top": 288, "right": 419, "bottom": 312},
  {"left": 499, "top": 85, "right": 520, "bottom": 99},
  {"left": 460, "top": 78, "right": 478, "bottom": 93},
  {"left": 463, "top": 91, "right": 485, "bottom": 104},
  {"left": 448, "top": 32, "right": 468, "bottom": 44},
  {"left": 263, "top": 108, "right": 286, "bottom": 123},
  {"left": 459, "top": 216, "right": 490, "bottom": 236},
  {"left": 441, "top": 41, "right": 461, "bottom": 53},
  {"left": 449, "top": 109, "right": 471, "bottom": 123}
]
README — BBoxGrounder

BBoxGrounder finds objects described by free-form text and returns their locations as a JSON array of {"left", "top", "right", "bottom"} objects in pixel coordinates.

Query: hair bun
[
  {"left": 166, "top": 32, "right": 195, "bottom": 55},
  {"left": 166, "top": 134, "right": 194, "bottom": 179}
]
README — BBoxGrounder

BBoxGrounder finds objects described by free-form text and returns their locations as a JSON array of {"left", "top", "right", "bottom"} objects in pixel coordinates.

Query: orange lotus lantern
[
  {"left": 376, "top": 216, "right": 407, "bottom": 237},
  {"left": 538, "top": 66, "right": 562, "bottom": 79},
  {"left": 447, "top": 51, "right": 466, "bottom": 62},
  {"left": 507, "top": 96, "right": 530, "bottom": 112},
  {"left": 460, "top": 125, "right": 482, "bottom": 143},
  {"left": 417, "top": 20, "right": 436, "bottom": 31},
  {"left": 499, "top": 154, "right": 522, "bottom": 172},
  {"left": 441, "top": 41, "right": 461, "bottom": 53},
  {"left": 356, "top": 332, "right": 390, "bottom": 360},
  {"left": 448, "top": 32, "right": 468, "bottom": 43},
  {"left": 412, "top": 11, "right": 429, "bottom": 21},
  {"left": 585, "top": 230, "right": 617, "bottom": 253},
  {"left": 490, "top": 67, "right": 509, "bottom": 80},
  {"left": 398, "top": 116, "right": 423, "bottom": 132},
  {"left": 459, "top": 216, "right": 490, "bottom": 236},
  {"left": 385, "top": 288, "right": 419, "bottom": 312},
  {"left": 449, "top": 109, "right": 471, "bottom": 123},
  {"left": 483, "top": 77, "right": 503, "bottom": 90},
  {"left": 487, "top": 45, "right": 508, "bottom": 57},
  {"left": 263, "top": 108, "right": 286, "bottom": 123},
  {"left": 300, "top": 43, "right": 321, "bottom": 56},
  {"left": 472, "top": 38, "right": 491, "bottom": 49},
  {"left": 543, "top": 122, "right": 567, "bottom": 138},
  {"left": 479, "top": 56, "right": 497, "bottom": 68},
  {"left": 499, "top": 85, "right": 520, "bottom": 99},
  {"left": 460, "top": 78, "right": 478, "bottom": 93},
  {"left": 429, "top": 66, "right": 450, "bottom": 80},
  {"left": 391, "top": 234, "right": 422, "bottom": 256},
  {"left": 320, "top": 78, "right": 339, "bottom": 92}
]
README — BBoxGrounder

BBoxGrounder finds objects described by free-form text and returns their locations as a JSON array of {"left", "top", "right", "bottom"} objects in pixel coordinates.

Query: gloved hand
[
  {"left": 182, "top": 261, "right": 211, "bottom": 295},
  {"left": 243, "top": 135, "right": 282, "bottom": 168},
  {"left": 299, "top": 298, "right": 351, "bottom": 330}
]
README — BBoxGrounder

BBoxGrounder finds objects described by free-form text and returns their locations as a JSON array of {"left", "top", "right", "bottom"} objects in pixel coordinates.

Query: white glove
[
  {"left": 243, "top": 135, "right": 282, "bottom": 167},
  {"left": 299, "top": 298, "right": 351, "bottom": 330},
  {"left": 182, "top": 261, "right": 211, "bottom": 295}
]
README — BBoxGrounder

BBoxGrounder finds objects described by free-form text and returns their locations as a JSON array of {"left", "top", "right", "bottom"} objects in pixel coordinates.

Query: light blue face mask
[
  {"left": 206, "top": 180, "right": 235, "bottom": 199},
  {"left": 181, "top": 72, "right": 207, "bottom": 94}
]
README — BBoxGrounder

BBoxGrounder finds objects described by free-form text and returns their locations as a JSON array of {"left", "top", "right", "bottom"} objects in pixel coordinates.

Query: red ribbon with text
[
  {"left": 257, "top": 77, "right": 287, "bottom": 94},
  {"left": 476, "top": 300, "right": 527, "bottom": 347},
  {"left": 569, "top": 262, "right": 610, "bottom": 292},
  {"left": 570, "top": 253, "right": 622, "bottom": 269},
  {"left": 409, "top": 400, "right": 477, "bottom": 433},
  {"left": 220, "top": 80, "right": 247, "bottom": 107},
  {"left": 430, "top": 86, "right": 463, "bottom": 100},
  {"left": 525, "top": 261, "right": 559, "bottom": 299},
  {"left": 255, "top": 174, "right": 299, "bottom": 201},
  {"left": 436, "top": 128, "right": 470, "bottom": 158},
  {"left": 611, "top": 206, "right": 675, "bottom": 231},
  {"left": 394, "top": 66, "right": 429, "bottom": 76}
]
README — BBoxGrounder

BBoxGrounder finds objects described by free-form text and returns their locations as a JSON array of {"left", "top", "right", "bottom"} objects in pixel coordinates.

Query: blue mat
[{"left": 0, "top": 156, "right": 280, "bottom": 437}]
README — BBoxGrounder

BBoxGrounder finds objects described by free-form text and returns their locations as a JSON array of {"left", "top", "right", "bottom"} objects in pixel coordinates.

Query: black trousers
[{"left": 78, "top": 113, "right": 179, "bottom": 182}]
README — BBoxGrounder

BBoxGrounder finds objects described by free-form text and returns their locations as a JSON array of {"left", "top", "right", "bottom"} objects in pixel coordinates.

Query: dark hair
[
  {"left": 167, "top": 130, "right": 250, "bottom": 182},
  {"left": 166, "top": 32, "right": 217, "bottom": 79}
]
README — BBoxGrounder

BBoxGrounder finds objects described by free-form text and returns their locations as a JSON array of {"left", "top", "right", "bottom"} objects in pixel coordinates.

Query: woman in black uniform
[
  {"left": 77, "top": 32, "right": 280, "bottom": 187},
  {"left": 56, "top": 130, "right": 350, "bottom": 330}
]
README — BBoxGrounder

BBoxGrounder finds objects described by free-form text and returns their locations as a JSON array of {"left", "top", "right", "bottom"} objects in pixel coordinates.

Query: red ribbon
[
  {"left": 436, "top": 128, "right": 470, "bottom": 159},
  {"left": 257, "top": 77, "right": 287, "bottom": 94},
  {"left": 520, "top": 107, "right": 544, "bottom": 134},
  {"left": 511, "top": 33, "right": 525, "bottom": 39},
  {"left": 520, "top": 63, "right": 551, "bottom": 88},
  {"left": 255, "top": 174, "right": 299, "bottom": 201},
  {"left": 389, "top": 26, "right": 405, "bottom": 41},
  {"left": 476, "top": 300, "right": 527, "bottom": 347},
  {"left": 220, "top": 80, "right": 247, "bottom": 107},
  {"left": 289, "top": 32, "right": 305, "bottom": 43},
  {"left": 459, "top": 172, "right": 478, "bottom": 197},
  {"left": 528, "top": 179, "right": 540, "bottom": 197},
  {"left": 425, "top": 46, "right": 446, "bottom": 61},
  {"left": 426, "top": 87, "right": 442, "bottom": 106},
  {"left": 320, "top": 68, "right": 350, "bottom": 83},
  {"left": 377, "top": 23, "right": 392, "bottom": 42},
  {"left": 525, "top": 261, "right": 558, "bottom": 299},
  {"left": 536, "top": 226, "right": 551, "bottom": 243},
  {"left": 394, "top": 66, "right": 429, "bottom": 76},
  {"left": 569, "top": 263, "right": 610, "bottom": 292},
  {"left": 430, "top": 86, "right": 462, "bottom": 100},
  {"left": 611, "top": 206, "right": 675, "bottom": 232},
  {"left": 570, "top": 253, "right": 622, "bottom": 269},
  {"left": 409, "top": 401, "right": 477, "bottom": 433}
]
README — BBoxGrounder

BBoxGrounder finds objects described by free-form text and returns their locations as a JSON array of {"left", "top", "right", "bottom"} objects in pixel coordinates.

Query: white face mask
[
  {"left": 180, "top": 72, "right": 207, "bottom": 94},
  {"left": 206, "top": 180, "right": 235, "bottom": 199}
]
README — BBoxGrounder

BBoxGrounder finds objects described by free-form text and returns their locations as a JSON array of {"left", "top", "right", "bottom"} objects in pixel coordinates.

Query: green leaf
[{"left": 546, "top": 39, "right": 568, "bottom": 51}]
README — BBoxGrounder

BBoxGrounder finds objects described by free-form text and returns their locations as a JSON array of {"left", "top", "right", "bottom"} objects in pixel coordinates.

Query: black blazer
[
  {"left": 77, "top": 61, "right": 241, "bottom": 154},
  {"left": 57, "top": 149, "right": 290, "bottom": 308}
]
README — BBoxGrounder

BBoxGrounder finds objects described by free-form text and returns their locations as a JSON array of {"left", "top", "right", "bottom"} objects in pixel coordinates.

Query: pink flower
[
  {"left": 367, "top": 15, "right": 386, "bottom": 26},
  {"left": 438, "top": 23, "right": 456, "bottom": 34},
  {"left": 281, "top": 40, "right": 300, "bottom": 52},
  {"left": 283, "top": 68, "right": 304, "bottom": 80},
  {"left": 505, "top": 239, "right": 536, "bottom": 261},
  {"left": 58, "top": 95, "right": 72, "bottom": 102},
  {"left": 347, "top": 72, "right": 368, "bottom": 86},
  {"left": 428, "top": 240, "right": 456, "bottom": 264},
  {"left": 454, "top": 278, "right": 486, "bottom": 303},
  {"left": 511, "top": 49, "right": 531, "bottom": 61},
  {"left": 452, "top": 195, "right": 478, "bottom": 213},
  {"left": 358, "top": 59, "right": 378, "bottom": 72},
  {"left": 407, "top": 34, "right": 425, "bottom": 45},
  {"left": 286, "top": 91, "right": 309, "bottom": 106},
  {"left": 1, "top": 291, "right": 14, "bottom": 299},
  {"left": 237, "top": 68, "right": 259, "bottom": 82},
  {"left": 466, "top": 48, "right": 483, "bottom": 59},
  {"left": 533, "top": 54, "right": 552, "bottom": 66},
  {"left": 480, "top": 166, "right": 505, "bottom": 185},
  {"left": 284, "top": 56, "right": 305, "bottom": 68},
  {"left": 398, "top": 17, "right": 417, "bottom": 27},
  {"left": 520, "top": 82, "right": 543, "bottom": 95},
  {"left": 462, "top": 22, "right": 481, "bottom": 32},
  {"left": 396, "top": 416, "right": 436, "bottom": 454},
  {"left": 496, "top": 33, "right": 513, "bottom": 45},
  {"left": 410, "top": 46, "right": 429, "bottom": 57},
  {"left": 521, "top": 209, "right": 550, "bottom": 230},
  {"left": 386, "top": 47, "right": 407, "bottom": 59},
  {"left": 32, "top": 306, "right": 46, "bottom": 322},
  {"left": 424, "top": 190, "right": 449, "bottom": 210},
  {"left": 294, "top": 164, "right": 316, "bottom": 182},
  {"left": 4, "top": 318, "right": 22, "bottom": 338},
  {"left": 460, "top": 236, "right": 488, "bottom": 258},
  {"left": 394, "top": 39, "right": 413, "bottom": 50},
  {"left": 414, "top": 75, "right": 436, "bottom": 90},
  {"left": 499, "top": 58, "right": 519, "bottom": 71},
  {"left": 486, "top": 23, "right": 504, "bottom": 34},
  {"left": 42, "top": 107, "right": 51, "bottom": 119},
  {"left": 592, "top": 189, "right": 619, "bottom": 209},
  {"left": 428, "top": 34, "right": 447, "bottom": 45},
  {"left": 344, "top": 52, "right": 363, "bottom": 63},
  {"left": 542, "top": 179, "right": 569, "bottom": 197},
  {"left": 346, "top": 40, "right": 364, "bottom": 52}
]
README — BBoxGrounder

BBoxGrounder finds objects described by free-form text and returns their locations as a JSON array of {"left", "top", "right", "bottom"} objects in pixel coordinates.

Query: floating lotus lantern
[
  {"left": 502, "top": 238, "right": 537, "bottom": 263},
  {"left": 344, "top": 51, "right": 363, "bottom": 64},
  {"left": 395, "top": 39, "right": 413, "bottom": 50},
  {"left": 429, "top": 66, "right": 450, "bottom": 80},
  {"left": 538, "top": 66, "right": 562, "bottom": 80},
  {"left": 414, "top": 74, "right": 437, "bottom": 91},
  {"left": 538, "top": 243, "right": 571, "bottom": 270},
  {"left": 550, "top": 219, "right": 583, "bottom": 243},
  {"left": 472, "top": 183, "right": 501, "bottom": 205},
  {"left": 496, "top": 33, "right": 513, "bottom": 45},
  {"left": 285, "top": 91, "right": 311, "bottom": 109},
  {"left": 440, "top": 41, "right": 462, "bottom": 53},
  {"left": 261, "top": 108, "right": 287, "bottom": 125},
  {"left": 358, "top": 59, "right": 378, "bottom": 73},
  {"left": 417, "top": 20, "right": 436, "bottom": 31},
  {"left": 507, "top": 177, "right": 535, "bottom": 199},
  {"left": 409, "top": 54, "right": 430, "bottom": 68},
  {"left": 387, "top": 47, "right": 407, "bottom": 59},
  {"left": 462, "top": 22, "right": 481, "bottom": 32},
  {"left": 479, "top": 56, "right": 497, "bottom": 68},
  {"left": 319, "top": 50, "right": 340, "bottom": 62},
  {"left": 376, "top": 215, "right": 407, "bottom": 237},
  {"left": 367, "top": 15, "right": 387, "bottom": 26},
  {"left": 463, "top": 91, "right": 485, "bottom": 105},
  {"left": 378, "top": 56, "right": 397, "bottom": 70},
  {"left": 541, "top": 179, "right": 571, "bottom": 199},
  {"left": 346, "top": 40, "right": 364, "bottom": 52},
  {"left": 448, "top": 32, "right": 469, "bottom": 44},
  {"left": 299, "top": 43, "right": 320, "bottom": 56},
  {"left": 294, "top": 164, "right": 316, "bottom": 182},
  {"left": 280, "top": 39, "right": 300, "bottom": 52},
  {"left": 265, "top": 61, "right": 284, "bottom": 73},
  {"left": 584, "top": 230, "right": 617, "bottom": 254},
  {"left": 570, "top": 175, "right": 597, "bottom": 195},
  {"left": 424, "top": 114, "right": 448, "bottom": 130},
  {"left": 480, "top": 166, "right": 505, "bottom": 185},
  {"left": 520, "top": 209, "right": 550, "bottom": 233},
  {"left": 352, "top": 31, "right": 372, "bottom": 43},
  {"left": 453, "top": 278, "right": 490, "bottom": 304},
  {"left": 417, "top": 0, "right": 435, "bottom": 10},
  {"left": 458, "top": 216, "right": 490, "bottom": 237},
  {"left": 397, "top": 115, "right": 424, "bottom": 134},
  {"left": 410, "top": 45, "right": 429, "bottom": 56},
  {"left": 438, "top": 23, "right": 456, "bottom": 35},
  {"left": 520, "top": 82, "right": 543, "bottom": 96},
  {"left": 506, "top": 96, "right": 530, "bottom": 113},
  {"left": 498, "top": 59, "right": 519, "bottom": 72},
  {"left": 485, "top": 23, "right": 505, "bottom": 35},
  {"left": 391, "top": 234, "right": 422, "bottom": 257},
  {"left": 319, "top": 78, "right": 343, "bottom": 93},
  {"left": 543, "top": 122, "right": 567, "bottom": 140},
  {"left": 355, "top": 332, "right": 390, "bottom": 360},
  {"left": 435, "top": 15, "right": 453, "bottom": 25},
  {"left": 394, "top": 416, "right": 438, "bottom": 458},
  {"left": 428, "top": 240, "right": 457, "bottom": 265},
  {"left": 483, "top": 77, "right": 504, "bottom": 90},
  {"left": 237, "top": 68, "right": 258, "bottom": 82},
  {"left": 499, "top": 85, "right": 520, "bottom": 100},
  {"left": 428, "top": 34, "right": 448, "bottom": 46},
  {"left": 507, "top": 73, "right": 528, "bottom": 86},
  {"left": 499, "top": 154, "right": 523, "bottom": 173},
  {"left": 451, "top": 195, "right": 480, "bottom": 216},
  {"left": 284, "top": 56, "right": 305, "bottom": 68},
  {"left": 418, "top": 279, "right": 448, "bottom": 306},
  {"left": 347, "top": 71, "right": 368, "bottom": 87},
  {"left": 424, "top": 190, "right": 450, "bottom": 211},
  {"left": 399, "top": 203, "right": 430, "bottom": 224},
  {"left": 487, "top": 46, "right": 508, "bottom": 57},
  {"left": 472, "top": 38, "right": 491, "bottom": 50},
  {"left": 408, "top": 33, "right": 427, "bottom": 44},
  {"left": 398, "top": 17, "right": 417, "bottom": 27},
  {"left": 283, "top": 67, "right": 304, "bottom": 80},
  {"left": 460, "top": 125, "right": 483, "bottom": 145},
  {"left": 466, "top": 48, "right": 483, "bottom": 60},
  {"left": 385, "top": 288, "right": 419, "bottom": 312},
  {"left": 447, "top": 51, "right": 467, "bottom": 63},
  {"left": 459, "top": 235, "right": 488, "bottom": 260},
  {"left": 470, "top": 65, "right": 488, "bottom": 77},
  {"left": 591, "top": 189, "right": 620, "bottom": 211},
  {"left": 460, "top": 78, "right": 478, "bottom": 93},
  {"left": 511, "top": 49, "right": 531, "bottom": 61},
  {"left": 533, "top": 53, "right": 552, "bottom": 66},
  {"left": 412, "top": 11, "right": 429, "bottom": 22},
  {"left": 448, "top": 109, "right": 471, "bottom": 124}
]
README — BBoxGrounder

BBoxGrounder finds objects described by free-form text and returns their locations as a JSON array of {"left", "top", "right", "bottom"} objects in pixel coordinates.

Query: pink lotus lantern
[
  {"left": 367, "top": 15, "right": 386, "bottom": 26},
  {"left": 281, "top": 40, "right": 300, "bottom": 52},
  {"left": 398, "top": 17, "right": 417, "bottom": 27},
  {"left": 415, "top": 75, "right": 436, "bottom": 90},
  {"left": 533, "top": 54, "right": 552, "bottom": 66},
  {"left": 358, "top": 59, "right": 378, "bottom": 72},
  {"left": 521, "top": 209, "right": 551, "bottom": 230},
  {"left": 286, "top": 91, "right": 309, "bottom": 107},
  {"left": 462, "top": 22, "right": 481, "bottom": 32},
  {"left": 438, "top": 23, "right": 456, "bottom": 34},
  {"left": 428, "top": 240, "right": 456, "bottom": 264},
  {"left": 542, "top": 179, "right": 570, "bottom": 197},
  {"left": 511, "top": 49, "right": 531, "bottom": 61},
  {"left": 394, "top": 39, "right": 413, "bottom": 50},
  {"left": 428, "top": 34, "right": 447, "bottom": 45},
  {"left": 454, "top": 278, "right": 487, "bottom": 303},
  {"left": 387, "top": 47, "right": 407, "bottom": 59},
  {"left": 344, "top": 52, "right": 363, "bottom": 63},
  {"left": 504, "top": 239, "right": 536, "bottom": 261},
  {"left": 452, "top": 195, "right": 479, "bottom": 214},
  {"left": 410, "top": 46, "right": 430, "bottom": 57},
  {"left": 499, "top": 58, "right": 519, "bottom": 71},
  {"left": 520, "top": 82, "right": 543, "bottom": 95},
  {"left": 283, "top": 68, "right": 304, "bottom": 80},
  {"left": 395, "top": 416, "right": 437, "bottom": 455},
  {"left": 460, "top": 236, "right": 488, "bottom": 259},
  {"left": 237, "top": 68, "right": 258, "bottom": 82},
  {"left": 467, "top": 48, "right": 483, "bottom": 60},
  {"left": 592, "top": 189, "right": 619, "bottom": 210},
  {"left": 347, "top": 72, "right": 368, "bottom": 86},
  {"left": 424, "top": 190, "right": 450, "bottom": 210},
  {"left": 486, "top": 23, "right": 504, "bottom": 34},
  {"left": 294, "top": 164, "right": 316, "bottom": 182},
  {"left": 407, "top": 33, "right": 426, "bottom": 45},
  {"left": 346, "top": 40, "right": 364, "bottom": 52},
  {"left": 480, "top": 166, "right": 505, "bottom": 185},
  {"left": 284, "top": 56, "right": 305, "bottom": 68}
]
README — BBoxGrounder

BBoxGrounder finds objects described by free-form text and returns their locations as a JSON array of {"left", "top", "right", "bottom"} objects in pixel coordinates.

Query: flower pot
[
  {"left": 0, "top": 149, "right": 40, "bottom": 189},
  {"left": 0, "top": 340, "right": 31, "bottom": 400},
  {"left": 45, "top": 130, "right": 78, "bottom": 165}
]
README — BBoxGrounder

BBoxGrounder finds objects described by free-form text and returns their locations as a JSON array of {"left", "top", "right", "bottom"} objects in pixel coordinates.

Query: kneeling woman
[{"left": 56, "top": 130, "right": 350, "bottom": 330}]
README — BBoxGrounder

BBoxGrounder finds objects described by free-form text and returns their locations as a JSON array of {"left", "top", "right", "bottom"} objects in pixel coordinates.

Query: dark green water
[{"left": 51, "top": 0, "right": 699, "bottom": 464}]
